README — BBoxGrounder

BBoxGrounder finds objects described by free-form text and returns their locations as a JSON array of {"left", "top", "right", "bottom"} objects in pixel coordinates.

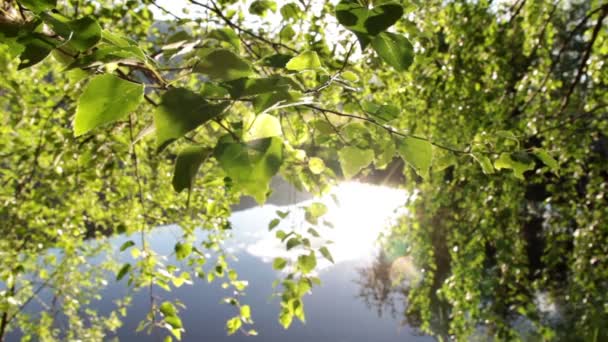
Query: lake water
[{"left": 10, "top": 181, "right": 433, "bottom": 341}]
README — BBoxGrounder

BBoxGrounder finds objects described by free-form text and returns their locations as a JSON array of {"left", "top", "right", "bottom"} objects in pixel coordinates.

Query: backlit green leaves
[
  {"left": 214, "top": 136, "right": 283, "bottom": 204},
  {"left": 533, "top": 149, "right": 559, "bottom": 173},
  {"left": 297, "top": 252, "right": 317, "bottom": 274},
  {"left": 286, "top": 51, "right": 322, "bottom": 71},
  {"left": 494, "top": 152, "right": 534, "bottom": 179},
  {"left": 160, "top": 301, "right": 183, "bottom": 339},
  {"left": 154, "top": 88, "right": 228, "bottom": 151},
  {"left": 308, "top": 157, "right": 325, "bottom": 174},
  {"left": 172, "top": 146, "right": 209, "bottom": 193},
  {"left": 17, "top": 33, "right": 57, "bottom": 69},
  {"left": 174, "top": 242, "right": 193, "bottom": 260},
  {"left": 273, "top": 257, "right": 287, "bottom": 270},
  {"left": 371, "top": 32, "right": 414, "bottom": 71},
  {"left": 249, "top": 0, "right": 276, "bottom": 16},
  {"left": 243, "top": 113, "right": 283, "bottom": 142},
  {"left": 41, "top": 13, "right": 101, "bottom": 52},
  {"left": 335, "top": 1, "right": 403, "bottom": 48},
  {"left": 338, "top": 146, "right": 374, "bottom": 179},
  {"left": 397, "top": 137, "right": 433, "bottom": 178},
  {"left": 223, "top": 76, "right": 292, "bottom": 98},
  {"left": 194, "top": 49, "right": 253, "bottom": 81},
  {"left": 74, "top": 74, "right": 143, "bottom": 136},
  {"left": 19, "top": 0, "right": 56, "bottom": 13}
]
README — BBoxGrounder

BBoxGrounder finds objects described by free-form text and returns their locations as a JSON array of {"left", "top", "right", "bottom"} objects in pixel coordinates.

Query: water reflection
[{"left": 91, "top": 182, "right": 428, "bottom": 341}]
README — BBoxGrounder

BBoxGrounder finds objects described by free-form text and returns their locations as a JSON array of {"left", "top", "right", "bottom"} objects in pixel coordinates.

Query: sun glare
[
  {"left": 322, "top": 182, "right": 409, "bottom": 263},
  {"left": 240, "top": 181, "right": 410, "bottom": 270}
]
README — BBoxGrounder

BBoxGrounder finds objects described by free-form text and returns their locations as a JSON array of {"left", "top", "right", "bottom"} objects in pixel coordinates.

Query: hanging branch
[{"left": 557, "top": 6, "right": 608, "bottom": 116}]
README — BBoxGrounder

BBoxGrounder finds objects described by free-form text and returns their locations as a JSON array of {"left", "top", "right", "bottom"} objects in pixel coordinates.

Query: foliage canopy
[{"left": 1, "top": 0, "right": 607, "bottom": 340}]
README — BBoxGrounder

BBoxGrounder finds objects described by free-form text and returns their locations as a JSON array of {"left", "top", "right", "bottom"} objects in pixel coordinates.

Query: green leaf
[
  {"left": 286, "top": 237, "right": 301, "bottom": 250},
  {"left": 273, "top": 257, "right": 288, "bottom": 270},
  {"left": 243, "top": 113, "right": 283, "bottom": 142},
  {"left": 279, "top": 309, "right": 293, "bottom": 329},
  {"left": 240, "top": 305, "right": 252, "bottom": 320},
  {"left": 362, "top": 101, "right": 400, "bottom": 121},
  {"left": 338, "top": 146, "right": 374, "bottom": 179},
  {"left": 252, "top": 90, "right": 302, "bottom": 114},
  {"left": 194, "top": 49, "right": 253, "bottom": 81},
  {"left": 297, "top": 252, "right": 317, "bottom": 274},
  {"left": 165, "top": 316, "right": 183, "bottom": 329},
  {"left": 268, "top": 218, "right": 280, "bottom": 231},
  {"left": 306, "top": 202, "right": 328, "bottom": 220},
  {"left": 280, "top": 3, "right": 301, "bottom": 21},
  {"left": 19, "top": 0, "right": 56, "bottom": 12},
  {"left": 308, "top": 157, "right": 325, "bottom": 174},
  {"left": 533, "top": 149, "right": 558, "bottom": 173},
  {"left": 286, "top": 51, "right": 322, "bottom": 71},
  {"left": 172, "top": 145, "right": 209, "bottom": 193},
  {"left": 214, "top": 136, "right": 283, "bottom": 204},
  {"left": 307, "top": 228, "right": 320, "bottom": 237},
  {"left": 174, "top": 242, "right": 192, "bottom": 260},
  {"left": 68, "top": 45, "right": 145, "bottom": 69},
  {"left": 371, "top": 32, "right": 414, "bottom": 71},
  {"left": 472, "top": 153, "right": 495, "bottom": 175},
  {"left": 319, "top": 246, "right": 334, "bottom": 263},
  {"left": 160, "top": 301, "right": 178, "bottom": 317},
  {"left": 226, "top": 316, "right": 242, "bottom": 335},
  {"left": 154, "top": 88, "right": 228, "bottom": 151},
  {"left": 116, "top": 263, "right": 131, "bottom": 281},
  {"left": 249, "top": 0, "right": 277, "bottom": 16},
  {"left": 335, "top": 1, "right": 403, "bottom": 48},
  {"left": 16, "top": 33, "right": 56, "bottom": 70},
  {"left": 74, "top": 74, "right": 143, "bottom": 136},
  {"left": 341, "top": 70, "right": 359, "bottom": 82},
  {"left": 261, "top": 53, "right": 294, "bottom": 68},
  {"left": 397, "top": 137, "right": 433, "bottom": 178},
  {"left": 41, "top": 13, "right": 101, "bottom": 51},
  {"left": 494, "top": 152, "right": 535, "bottom": 180},
  {"left": 223, "top": 76, "right": 293, "bottom": 99},
  {"left": 119, "top": 240, "right": 135, "bottom": 252},
  {"left": 207, "top": 28, "right": 241, "bottom": 50}
]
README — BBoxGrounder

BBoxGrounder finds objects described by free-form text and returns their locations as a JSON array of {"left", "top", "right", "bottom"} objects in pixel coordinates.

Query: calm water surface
[{"left": 15, "top": 182, "right": 433, "bottom": 341}]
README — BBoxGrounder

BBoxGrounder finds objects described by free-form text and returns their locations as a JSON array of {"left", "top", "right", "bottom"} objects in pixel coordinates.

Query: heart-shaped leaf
[
  {"left": 154, "top": 88, "right": 228, "bottom": 151},
  {"left": 371, "top": 32, "right": 414, "bottom": 71},
  {"left": 194, "top": 49, "right": 253, "bottom": 81},
  {"left": 335, "top": 1, "right": 403, "bottom": 49},
  {"left": 172, "top": 145, "right": 210, "bottom": 193},
  {"left": 397, "top": 137, "right": 433, "bottom": 178},
  {"left": 74, "top": 74, "right": 143, "bottom": 136},
  {"left": 214, "top": 136, "right": 283, "bottom": 204}
]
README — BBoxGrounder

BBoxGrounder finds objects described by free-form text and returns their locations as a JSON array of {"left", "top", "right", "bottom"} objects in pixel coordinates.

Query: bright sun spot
[
  {"left": 239, "top": 182, "right": 410, "bottom": 270},
  {"left": 322, "top": 182, "right": 409, "bottom": 264}
]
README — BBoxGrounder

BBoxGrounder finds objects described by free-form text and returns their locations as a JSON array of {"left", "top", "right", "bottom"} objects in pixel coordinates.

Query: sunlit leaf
[
  {"left": 371, "top": 32, "right": 414, "bottom": 71},
  {"left": 194, "top": 49, "right": 253, "bottom": 81},
  {"left": 214, "top": 136, "right": 283, "bottom": 204},
  {"left": 172, "top": 145, "right": 209, "bottom": 193},
  {"left": 74, "top": 74, "right": 143, "bottom": 136},
  {"left": 116, "top": 263, "right": 131, "bottom": 281},
  {"left": 174, "top": 242, "right": 192, "bottom": 260},
  {"left": 533, "top": 149, "right": 558, "bottom": 173},
  {"left": 397, "top": 137, "right": 433, "bottom": 178},
  {"left": 154, "top": 88, "right": 228, "bottom": 151},
  {"left": 297, "top": 252, "right": 317, "bottom": 274},
  {"left": 243, "top": 113, "right": 283, "bottom": 142},
  {"left": 308, "top": 157, "right": 325, "bottom": 174},
  {"left": 335, "top": 1, "right": 403, "bottom": 48},
  {"left": 338, "top": 146, "right": 374, "bottom": 179},
  {"left": 286, "top": 51, "right": 322, "bottom": 71},
  {"left": 494, "top": 152, "right": 535, "bottom": 179},
  {"left": 319, "top": 246, "right": 334, "bottom": 263}
]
